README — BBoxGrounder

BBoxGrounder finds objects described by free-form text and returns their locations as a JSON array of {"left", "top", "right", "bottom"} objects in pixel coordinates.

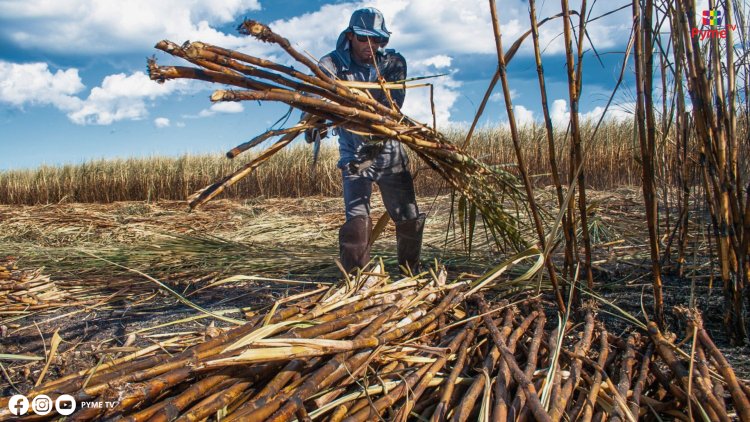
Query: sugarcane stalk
[
  {"left": 238, "top": 20, "right": 338, "bottom": 89},
  {"left": 154, "top": 40, "right": 244, "bottom": 78},
  {"left": 321, "top": 314, "right": 382, "bottom": 340},
  {"left": 230, "top": 306, "right": 397, "bottom": 421},
  {"left": 461, "top": 9, "right": 572, "bottom": 149},
  {"left": 343, "top": 363, "right": 433, "bottom": 422},
  {"left": 575, "top": 328, "right": 609, "bottom": 422},
  {"left": 175, "top": 42, "right": 348, "bottom": 103},
  {"left": 608, "top": 333, "right": 638, "bottom": 422},
  {"left": 194, "top": 42, "right": 412, "bottom": 124},
  {"left": 647, "top": 321, "right": 730, "bottom": 421},
  {"left": 430, "top": 317, "right": 479, "bottom": 422},
  {"left": 560, "top": 0, "right": 594, "bottom": 291},
  {"left": 148, "top": 61, "right": 284, "bottom": 94},
  {"left": 695, "top": 345, "right": 726, "bottom": 412},
  {"left": 648, "top": 360, "right": 691, "bottom": 408},
  {"left": 124, "top": 370, "right": 236, "bottom": 422},
  {"left": 477, "top": 297, "right": 551, "bottom": 422},
  {"left": 549, "top": 310, "right": 594, "bottom": 421},
  {"left": 189, "top": 130, "right": 300, "bottom": 209},
  {"left": 628, "top": 343, "right": 654, "bottom": 418},
  {"left": 251, "top": 359, "right": 309, "bottom": 404},
  {"left": 488, "top": 0, "right": 566, "bottom": 313},
  {"left": 37, "top": 299, "right": 314, "bottom": 398},
  {"left": 633, "top": 0, "right": 666, "bottom": 328},
  {"left": 450, "top": 310, "right": 515, "bottom": 422},
  {"left": 290, "top": 305, "right": 388, "bottom": 339},
  {"left": 491, "top": 310, "right": 539, "bottom": 422},
  {"left": 528, "top": 0, "right": 575, "bottom": 279},
  {"left": 509, "top": 308, "right": 546, "bottom": 420},
  {"left": 174, "top": 380, "right": 254, "bottom": 422},
  {"left": 111, "top": 366, "right": 194, "bottom": 415},
  {"left": 696, "top": 320, "right": 750, "bottom": 420}
]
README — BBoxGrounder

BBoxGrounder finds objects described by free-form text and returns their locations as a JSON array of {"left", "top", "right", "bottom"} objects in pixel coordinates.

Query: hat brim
[{"left": 351, "top": 27, "right": 390, "bottom": 39}]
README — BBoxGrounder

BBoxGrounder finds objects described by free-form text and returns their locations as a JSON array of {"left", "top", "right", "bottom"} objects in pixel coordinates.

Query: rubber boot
[
  {"left": 339, "top": 215, "right": 371, "bottom": 273},
  {"left": 395, "top": 213, "right": 426, "bottom": 275}
]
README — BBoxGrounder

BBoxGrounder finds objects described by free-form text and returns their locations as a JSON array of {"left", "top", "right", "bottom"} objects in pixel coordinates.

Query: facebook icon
[{"left": 9, "top": 394, "right": 30, "bottom": 416}]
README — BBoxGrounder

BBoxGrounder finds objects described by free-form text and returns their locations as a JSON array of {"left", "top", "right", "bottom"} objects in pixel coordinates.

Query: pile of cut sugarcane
[
  {"left": 146, "top": 20, "right": 527, "bottom": 249},
  {"left": 0, "top": 259, "right": 68, "bottom": 311},
  {"left": 2, "top": 266, "right": 749, "bottom": 421}
]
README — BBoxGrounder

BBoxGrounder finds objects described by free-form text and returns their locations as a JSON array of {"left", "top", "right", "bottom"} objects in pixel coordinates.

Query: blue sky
[{"left": 0, "top": 0, "right": 643, "bottom": 170}]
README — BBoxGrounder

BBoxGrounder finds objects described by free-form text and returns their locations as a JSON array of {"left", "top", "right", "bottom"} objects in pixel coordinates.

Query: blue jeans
[{"left": 342, "top": 167, "right": 419, "bottom": 223}]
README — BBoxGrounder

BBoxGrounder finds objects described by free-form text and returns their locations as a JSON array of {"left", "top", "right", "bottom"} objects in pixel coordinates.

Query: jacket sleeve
[
  {"left": 384, "top": 51, "right": 407, "bottom": 109},
  {"left": 318, "top": 55, "right": 339, "bottom": 80}
]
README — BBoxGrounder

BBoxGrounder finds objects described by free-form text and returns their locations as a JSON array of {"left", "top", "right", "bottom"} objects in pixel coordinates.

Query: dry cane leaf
[{"left": 35, "top": 328, "right": 62, "bottom": 387}]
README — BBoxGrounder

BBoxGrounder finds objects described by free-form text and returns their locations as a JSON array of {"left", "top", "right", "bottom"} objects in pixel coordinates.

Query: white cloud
[
  {"left": 551, "top": 99, "right": 569, "bottom": 127},
  {"left": 401, "top": 77, "right": 461, "bottom": 128},
  {"left": 1, "top": 61, "right": 193, "bottom": 125},
  {"left": 0, "top": 61, "right": 84, "bottom": 111},
  {"left": 263, "top": 1, "right": 626, "bottom": 73},
  {"left": 265, "top": 0, "right": 630, "bottom": 124},
  {"left": 513, "top": 105, "right": 535, "bottom": 125},
  {"left": 0, "top": 1, "right": 634, "bottom": 127},
  {"left": 196, "top": 101, "right": 244, "bottom": 117},
  {"left": 0, "top": 0, "right": 262, "bottom": 54},
  {"left": 490, "top": 89, "right": 518, "bottom": 103},
  {"left": 210, "top": 101, "right": 244, "bottom": 113},
  {"left": 68, "top": 71, "right": 190, "bottom": 125},
  {"left": 551, "top": 98, "right": 633, "bottom": 127},
  {"left": 154, "top": 117, "right": 170, "bottom": 128},
  {"left": 414, "top": 55, "right": 452, "bottom": 68},
  {"left": 581, "top": 103, "right": 634, "bottom": 123},
  {"left": 1, "top": 61, "right": 195, "bottom": 125}
]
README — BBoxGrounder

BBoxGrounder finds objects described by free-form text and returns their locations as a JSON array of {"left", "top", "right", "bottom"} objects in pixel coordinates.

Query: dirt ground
[{"left": 2, "top": 188, "right": 748, "bottom": 397}]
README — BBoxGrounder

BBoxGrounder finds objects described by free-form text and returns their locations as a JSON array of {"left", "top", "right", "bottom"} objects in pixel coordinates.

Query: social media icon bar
[
  {"left": 8, "top": 394, "right": 29, "bottom": 416},
  {"left": 55, "top": 394, "right": 77, "bottom": 416},
  {"left": 32, "top": 394, "right": 53, "bottom": 415}
]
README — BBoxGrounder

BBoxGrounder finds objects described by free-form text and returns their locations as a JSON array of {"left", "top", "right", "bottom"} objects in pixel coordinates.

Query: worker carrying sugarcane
[{"left": 305, "top": 7, "right": 425, "bottom": 275}]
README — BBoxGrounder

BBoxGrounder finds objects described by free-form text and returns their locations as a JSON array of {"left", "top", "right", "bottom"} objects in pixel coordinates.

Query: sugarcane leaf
[
  {"left": 466, "top": 247, "right": 544, "bottom": 296},
  {"left": 458, "top": 195, "right": 467, "bottom": 250},
  {"left": 34, "top": 328, "right": 61, "bottom": 387},
  {"left": 223, "top": 320, "right": 312, "bottom": 353},
  {"left": 369, "top": 212, "right": 390, "bottom": 247},
  {"left": 468, "top": 202, "right": 477, "bottom": 255},
  {"left": 0, "top": 353, "right": 43, "bottom": 361}
]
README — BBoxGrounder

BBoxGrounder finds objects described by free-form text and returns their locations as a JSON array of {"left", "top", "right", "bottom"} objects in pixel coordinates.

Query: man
[{"left": 307, "top": 7, "right": 425, "bottom": 274}]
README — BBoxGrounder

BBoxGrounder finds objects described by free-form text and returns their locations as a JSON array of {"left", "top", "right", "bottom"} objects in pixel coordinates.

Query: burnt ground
[{"left": 1, "top": 188, "right": 749, "bottom": 397}]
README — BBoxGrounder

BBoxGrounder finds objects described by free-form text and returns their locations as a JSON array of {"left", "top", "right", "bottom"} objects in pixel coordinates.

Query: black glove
[{"left": 304, "top": 127, "right": 328, "bottom": 143}]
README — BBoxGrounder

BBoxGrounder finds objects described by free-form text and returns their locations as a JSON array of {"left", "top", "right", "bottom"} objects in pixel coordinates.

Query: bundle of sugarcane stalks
[
  {"left": 0, "top": 259, "right": 69, "bottom": 311},
  {"left": 1, "top": 266, "right": 749, "bottom": 421},
  {"left": 146, "top": 20, "right": 527, "bottom": 250}
]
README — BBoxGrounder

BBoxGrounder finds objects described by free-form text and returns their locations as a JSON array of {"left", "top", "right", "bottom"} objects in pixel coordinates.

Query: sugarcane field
[{"left": 1, "top": 0, "right": 750, "bottom": 421}]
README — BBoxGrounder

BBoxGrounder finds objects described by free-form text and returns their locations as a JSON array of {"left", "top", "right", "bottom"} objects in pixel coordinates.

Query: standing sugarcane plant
[
  {"left": 528, "top": 0, "right": 576, "bottom": 284},
  {"left": 488, "top": 0, "right": 566, "bottom": 312},
  {"left": 561, "top": 0, "right": 595, "bottom": 294},
  {"left": 633, "top": 0, "right": 666, "bottom": 328},
  {"left": 669, "top": 0, "right": 750, "bottom": 343}
]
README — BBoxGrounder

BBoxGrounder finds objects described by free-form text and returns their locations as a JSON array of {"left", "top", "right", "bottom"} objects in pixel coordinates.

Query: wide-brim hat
[{"left": 347, "top": 7, "right": 391, "bottom": 39}]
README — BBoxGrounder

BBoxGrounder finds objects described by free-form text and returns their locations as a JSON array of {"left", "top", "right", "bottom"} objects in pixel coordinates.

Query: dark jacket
[{"left": 319, "top": 31, "right": 410, "bottom": 173}]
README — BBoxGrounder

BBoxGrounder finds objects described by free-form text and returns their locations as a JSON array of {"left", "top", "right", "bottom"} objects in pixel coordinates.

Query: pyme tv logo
[
  {"left": 692, "top": 7, "right": 737, "bottom": 40},
  {"left": 702, "top": 9, "right": 722, "bottom": 26}
]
